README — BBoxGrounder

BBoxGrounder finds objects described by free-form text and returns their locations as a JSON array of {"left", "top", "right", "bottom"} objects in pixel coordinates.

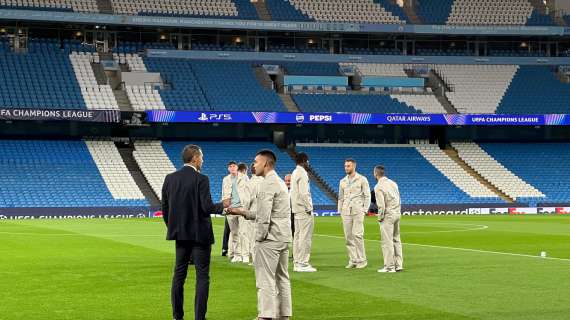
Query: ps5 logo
[{"left": 198, "top": 113, "right": 232, "bottom": 122}]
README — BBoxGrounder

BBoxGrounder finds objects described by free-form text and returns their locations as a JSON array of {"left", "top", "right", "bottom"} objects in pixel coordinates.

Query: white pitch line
[
  {"left": 314, "top": 234, "right": 570, "bottom": 262},
  {"left": 402, "top": 223, "right": 489, "bottom": 234}
]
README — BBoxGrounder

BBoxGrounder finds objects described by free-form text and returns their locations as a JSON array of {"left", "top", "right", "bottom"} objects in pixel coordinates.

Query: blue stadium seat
[
  {"left": 481, "top": 143, "right": 570, "bottom": 204},
  {"left": 0, "top": 140, "right": 148, "bottom": 208},
  {"left": 526, "top": 10, "right": 556, "bottom": 26},
  {"left": 497, "top": 66, "right": 570, "bottom": 114},
  {"left": 143, "top": 58, "right": 286, "bottom": 111},
  {"left": 292, "top": 93, "right": 421, "bottom": 114},
  {"left": 415, "top": 0, "right": 453, "bottom": 25},
  {"left": 0, "top": 45, "right": 86, "bottom": 109},
  {"left": 190, "top": 60, "right": 287, "bottom": 111},
  {"left": 266, "top": 0, "right": 312, "bottom": 21},
  {"left": 296, "top": 145, "right": 504, "bottom": 205}
]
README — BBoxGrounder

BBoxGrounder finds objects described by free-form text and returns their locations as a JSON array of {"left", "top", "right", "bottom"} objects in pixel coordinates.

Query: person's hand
[
  {"left": 222, "top": 198, "right": 231, "bottom": 208},
  {"left": 226, "top": 207, "right": 245, "bottom": 216}
]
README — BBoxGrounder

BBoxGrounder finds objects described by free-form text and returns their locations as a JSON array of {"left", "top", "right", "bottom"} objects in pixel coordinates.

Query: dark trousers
[
  {"left": 222, "top": 216, "right": 230, "bottom": 254},
  {"left": 291, "top": 213, "right": 295, "bottom": 237},
  {"left": 172, "top": 241, "right": 211, "bottom": 320}
]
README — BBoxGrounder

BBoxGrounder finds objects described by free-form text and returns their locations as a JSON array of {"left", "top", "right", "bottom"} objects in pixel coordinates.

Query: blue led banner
[{"left": 146, "top": 111, "right": 570, "bottom": 126}]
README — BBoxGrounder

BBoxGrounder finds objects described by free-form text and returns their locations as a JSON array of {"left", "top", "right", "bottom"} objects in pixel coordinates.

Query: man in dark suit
[{"left": 162, "top": 144, "right": 231, "bottom": 320}]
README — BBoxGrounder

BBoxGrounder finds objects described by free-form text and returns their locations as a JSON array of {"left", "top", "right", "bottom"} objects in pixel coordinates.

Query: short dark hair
[
  {"left": 182, "top": 144, "right": 202, "bottom": 164},
  {"left": 237, "top": 163, "right": 248, "bottom": 172},
  {"left": 256, "top": 149, "right": 277, "bottom": 167},
  {"left": 227, "top": 161, "right": 238, "bottom": 166},
  {"left": 345, "top": 158, "right": 356, "bottom": 165},
  {"left": 374, "top": 165, "right": 385, "bottom": 176},
  {"left": 295, "top": 152, "right": 309, "bottom": 165}
]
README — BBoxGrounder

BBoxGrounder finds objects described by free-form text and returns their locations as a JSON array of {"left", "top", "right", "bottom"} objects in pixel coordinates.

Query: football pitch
[{"left": 1, "top": 215, "right": 569, "bottom": 320}]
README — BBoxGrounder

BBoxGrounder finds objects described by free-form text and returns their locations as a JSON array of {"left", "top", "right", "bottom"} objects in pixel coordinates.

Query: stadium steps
[
  {"left": 426, "top": 70, "right": 459, "bottom": 114},
  {"left": 403, "top": 0, "right": 423, "bottom": 24},
  {"left": 91, "top": 62, "right": 108, "bottom": 85},
  {"left": 252, "top": 0, "right": 272, "bottom": 21},
  {"left": 95, "top": 0, "right": 114, "bottom": 14},
  {"left": 444, "top": 147, "right": 514, "bottom": 203},
  {"left": 116, "top": 142, "right": 161, "bottom": 207},
  {"left": 113, "top": 90, "right": 133, "bottom": 111},
  {"left": 278, "top": 94, "right": 301, "bottom": 112},
  {"left": 287, "top": 147, "right": 339, "bottom": 202},
  {"left": 254, "top": 66, "right": 274, "bottom": 90}
]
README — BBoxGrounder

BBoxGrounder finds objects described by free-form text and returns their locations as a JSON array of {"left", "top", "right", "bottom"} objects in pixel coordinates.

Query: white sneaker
[
  {"left": 230, "top": 256, "right": 241, "bottom": 263},
  {"left": 377, "top": 267, "right": 396, "bottom": 273},
  {"left": 345, "top": 262, "right": 356, "bottom": 269},
  {"left": 294, "top": 265, "right": 317, "bottom": 272},
  {"left": 396, "top": 267, "right": 404, "bottom": 272},
  {"left": 355, "top": 262, "right": 368, "bottom": 269},
  {"left": 242, "top": 256, "right": 250, "bottom": 264}
]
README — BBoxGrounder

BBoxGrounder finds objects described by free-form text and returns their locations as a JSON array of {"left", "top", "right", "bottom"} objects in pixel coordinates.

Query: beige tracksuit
[
  {"left": 243, "top": 170, "right": 292, "bottom": 319},
  {"left": 222, "top": 173, "right": 250, "bottom": 260},
  {"left": 338, "top": 172, "right": 371, "bottom": 266},
  {"left": 375, "top": 176, "right": 403, "bottom": 270},
  {"left": 290, "top": 165, "right": 314, "bottom": 268}
]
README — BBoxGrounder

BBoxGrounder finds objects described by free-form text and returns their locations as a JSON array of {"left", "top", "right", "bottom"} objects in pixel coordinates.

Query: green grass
[{"left": 1, "top": 215, "right": 570, "bottom": 319}]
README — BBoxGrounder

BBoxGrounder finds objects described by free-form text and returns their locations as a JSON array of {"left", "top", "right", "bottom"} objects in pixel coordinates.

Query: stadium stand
[
  {"left": 446, "top": 0, "right": 533, "bottom": 25},
  {"left": 496, "top": 66, "right": 570, "bottom": 114},
  {"left": 266, "top": 0, "right": 313, "bottom": 21},
  {"left": 63, "top": 39, "right": 96, "bottom": 54},
  {"left": 415, "top": 144, "right": 500, "bottom": 199},
  {"left": 190, "top": 60, "right": 287, "bottom": 111},
  {"left": 141, "top": 58, "right": 286, "bottom": 111},
  {"left": 286, "top": 0, "right": 406, "bottom": 24},
  {"left": 112, "top": 41, "right": 175, "bottom": 54},
  {"left": 295, "top": 144, "right": 503, "bottom": 205},
  {"left": 118, "top": 54, "right": 167, "bottom": 111},
  {"left": 345, "top": 63, "right": 408, "bottom": 77},
  {"left": 342, "top": 47, "right": 402, "bottom": 55},
  {"left": 488, "top": 49, "right": 547, "bottom": 57},
  {"left": 0, "top": 49, "right": 87, "bottom": 109},
  {"left": 0, "top": 37, "right": 9, "bottom": 53},
  {"left": 390, "top": 94, "right": 447, "bottom": 113},
  {"left": 111, "top": 0, "right": 258, "bottom": 20},
  {"left": 432, "top": 64, "right": 519, "bottom": 114},
  {"left": 133, "top": 140, "right": 176, "bottom": 198},
  {"left": 0, "top": 0, "right": 98, "bottom": 12},
  {"left": 292, "top": 93, "right": 422, "bottom": 113},
  {"left": 415, "top": 0, "right": 454, "bottom": 25},
  {"left": 480, "top": 143, "right": 570, "bottom": 204},
  {"left": 416, "top": 48, "right": 471, "bottom": 56},
  {"left": 143, "top": 57, "right": 210, "bottom": 111},
  {"left": 192, "top": 43, "right": 254, "bottom": 52},
  {"left": 267, "top": 45, "right": 329, "bottom": 54},
  {"left": 452, "top": 142, "right": 545, "bottom": 203},
  {"left": 0, "top": 140, "right": 147, "bottom": 208},
  {"left": 134, "top": 140, "right": 333, "bottom": 206},
  {"left": 70, "top": 52, "right": 119, "bottom": 110},
  {"left": 281, "top": 62, "right": 341, "bottom": 76},
  {"left": 526, "top": 9, "right": 556, "bottom": 26}
]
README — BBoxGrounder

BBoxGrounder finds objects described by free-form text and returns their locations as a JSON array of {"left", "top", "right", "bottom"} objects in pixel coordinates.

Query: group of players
[
  {"left": 220, "top": 152, "right": 403, "bottom": 274},
  {"left": 220, "top": 152, "right": 317, "bottom": 273}
]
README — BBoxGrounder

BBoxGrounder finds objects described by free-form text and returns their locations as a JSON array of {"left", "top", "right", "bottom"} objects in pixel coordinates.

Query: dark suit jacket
[{"left": 162, "top": 165, "right": 224, "bottom": 244}]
